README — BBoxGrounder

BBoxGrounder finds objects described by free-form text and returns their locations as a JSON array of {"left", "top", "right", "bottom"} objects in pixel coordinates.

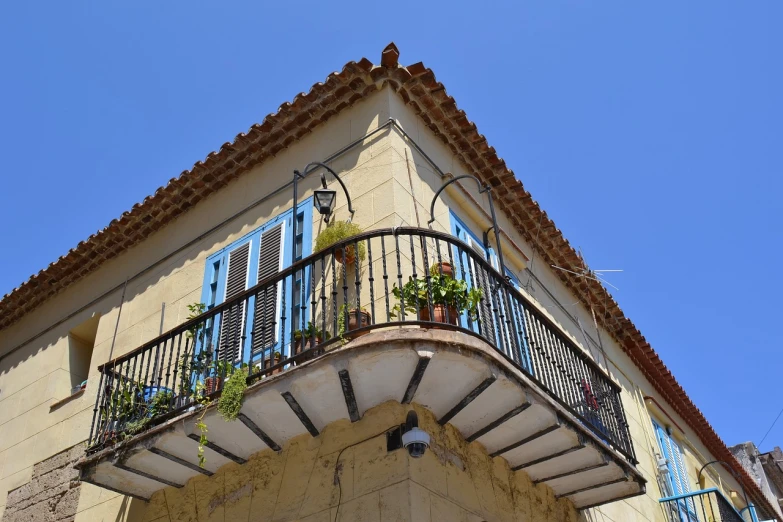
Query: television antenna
[{"left": 551, "top": 248, "right": 623, "bottom": 291}]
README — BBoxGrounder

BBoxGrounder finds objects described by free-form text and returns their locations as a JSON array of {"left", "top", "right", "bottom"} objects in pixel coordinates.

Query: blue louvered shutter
[
  {"left": 251, "top": 223, "right": 284, "bottom": 356},
  {"left": 653, "top": 420, "right": 696, "bottom": 518},
  {"left": 218, "top": 241, "right": 251, "bottom": 362}
]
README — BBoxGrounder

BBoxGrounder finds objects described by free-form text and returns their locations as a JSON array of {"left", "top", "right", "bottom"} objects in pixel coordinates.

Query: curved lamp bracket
[
  {"left": 697, "top": 460, "right": 756, "bottom": 520},
  {"left": 298, "top": 161, "right": 355, "bottom": 220},
  {"left": 427, "top": 175, "right": 487, "bottom": 227},
  {"left": 427, "top": 174, "right": 506, "bottom": 278}
]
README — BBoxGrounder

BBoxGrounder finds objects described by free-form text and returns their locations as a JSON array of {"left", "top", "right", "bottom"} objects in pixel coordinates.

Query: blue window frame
[
  {"left": 200, "top": 200, "right": 313, "bottom": 365},
  {"left": 449, "top": 211, "right": 533, "bottom": 373},
  {"left": 653, "top": 420, "right": 697, "bottom": 519}
]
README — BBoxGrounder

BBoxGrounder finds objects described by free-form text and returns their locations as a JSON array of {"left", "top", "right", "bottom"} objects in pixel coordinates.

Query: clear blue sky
[{"left": 1, "top": 2, "right": 781, "bottom": 452}]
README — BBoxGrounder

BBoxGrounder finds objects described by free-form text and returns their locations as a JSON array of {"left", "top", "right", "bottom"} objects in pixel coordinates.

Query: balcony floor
[{"left": 77, "top": 328, "right": 645, "bottom": 510}]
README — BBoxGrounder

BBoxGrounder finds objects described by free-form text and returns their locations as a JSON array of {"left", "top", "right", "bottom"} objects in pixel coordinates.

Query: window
[
  {"left": 200, "top": 202, "right": 312, "bottom": 363},
  {"left": 653, "top": 420, "right": 697, "bottom": 518},
  {"left": 449, "top": 212, "right": 532, "bottom": 371},
  {"left": 67, "top": 314, "right": 100, "bottom": 389}
]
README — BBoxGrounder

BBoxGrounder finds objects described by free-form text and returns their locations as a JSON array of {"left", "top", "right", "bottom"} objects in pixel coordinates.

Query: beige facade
[{"left": 0, "top": 47, "right": 771, "bottom": 522}]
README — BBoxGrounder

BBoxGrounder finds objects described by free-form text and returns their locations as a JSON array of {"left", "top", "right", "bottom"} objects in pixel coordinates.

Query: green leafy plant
[
  {"left": 217, "top": 366, "right": 249, "bottom": 422},
  {"left": 314, "top": 221, "right": 365, "bottom": 263},
  {"left": 192, "top": 360, "right": 250, "bottom": 466},
  {"left": 185, "top": 302, "right": 207, "bottom": 340},
  {"left": 122, "top": 389, "right": 174, "bottom": 438},
  {"left": 390, "top": 273, "right": 482, "bottom": 320},
  {"left": 294, "top": 322, "right": 331, "bottom": 343},
  {"left": 194, "top": 380, "right": 210, "bottom": 468}
]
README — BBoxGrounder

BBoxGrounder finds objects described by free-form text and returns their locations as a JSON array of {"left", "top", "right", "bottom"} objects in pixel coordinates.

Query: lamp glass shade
[{"left": 313, "top": 188, "right": 337, "bottom": 216}]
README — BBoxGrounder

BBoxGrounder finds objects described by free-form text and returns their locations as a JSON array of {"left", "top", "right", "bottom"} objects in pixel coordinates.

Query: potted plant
[
  {"left": 293, "top": 323, "right": 331, "bottom": 361},
  {"left": 391, "top": 269, "right": 482, "bottom": 326},
  {"left": 314, "top": 221, "right": 365, "bottom": 265},
  {"left": 430, "top": 261, "right": 455, "bottom": 279},
  {"left": 338, "top": 304, "right": 372, "bottom": 339},
  {"left": 262, "top": 351, "right": 282, "bottom": 375},
  {"left": 204, "top": 359, "right": 234, "bottom": 395}
]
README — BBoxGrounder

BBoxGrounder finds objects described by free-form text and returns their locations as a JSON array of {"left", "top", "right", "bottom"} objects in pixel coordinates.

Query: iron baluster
[
  {"left": 394, "top": 232, "right": 405, "bottom": 321},
  {"left": 367, "top": 237, "right": 376, "bottom": 325},
  {"left": 381, "top": 235, "right": 390, "bottom": 321}
]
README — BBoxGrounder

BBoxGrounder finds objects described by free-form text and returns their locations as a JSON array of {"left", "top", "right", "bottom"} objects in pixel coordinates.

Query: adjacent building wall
[
  {"left": 731, "top": 442, "right": 783, "bottom": 519},
  {"left": 761, "top": 448, "right": 783, "bottom": 515}
]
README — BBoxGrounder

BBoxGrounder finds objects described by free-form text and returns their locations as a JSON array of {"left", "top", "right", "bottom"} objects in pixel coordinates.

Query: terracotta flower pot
[
  {"left": 419, "top": 304, "right": 459, "bottom": 326},
  {"left": 333, "top": 245, "right": 357, "bottom": 266},
  {"left": 433, "top": 262, "right": 455, "bottom": 279},
  {"left": 346, "top": 309, "right": 371, "bottom": 338},
  {"left": 205, "top": 376, "right": 222, "bottom": 395},
  {"left": 263, "top": 356, "right": 282, "bottom": 375},
  {"left": 294, "top": 337, "right": 321, "bottom": 363}
]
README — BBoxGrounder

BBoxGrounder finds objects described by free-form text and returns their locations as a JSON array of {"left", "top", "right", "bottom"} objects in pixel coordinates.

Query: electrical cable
[
  {"left": 0, "top": 120, "right": 394, "bottom": 365},
  {"left": 332, "top": 425, "right": 398, "bottom": 522},
  {"left": 759, "top": 405, "right": 783, "bottom": 449}
]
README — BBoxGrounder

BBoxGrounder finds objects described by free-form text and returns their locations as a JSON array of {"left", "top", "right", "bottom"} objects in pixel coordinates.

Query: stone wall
[
  {"left": 2, "top": 443, "right": 84, "bottom": 522},
  {"left": 133, "top": 401, "right": 578, "bottom": 522}
]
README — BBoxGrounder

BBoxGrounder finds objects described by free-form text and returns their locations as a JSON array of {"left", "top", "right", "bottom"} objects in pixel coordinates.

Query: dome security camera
[{"left": 401, "top": 411, "right": 430, "bottom": 458}]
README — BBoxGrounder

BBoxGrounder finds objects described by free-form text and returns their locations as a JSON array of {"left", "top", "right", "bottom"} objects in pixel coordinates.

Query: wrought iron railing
[
  {"left": 87, "top": 227, "right": 636, "bottom": 462},
  {"left": 659, "top": 488, "right": 750, "bottom": 522}
]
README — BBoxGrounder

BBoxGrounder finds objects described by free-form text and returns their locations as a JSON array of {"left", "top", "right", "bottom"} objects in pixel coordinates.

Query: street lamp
[
  {"left": 313, "top": 174, "right": 337, "bottom": 222},
  {"left": 290, "top": 162, "right": 355, "bottom": 354}
]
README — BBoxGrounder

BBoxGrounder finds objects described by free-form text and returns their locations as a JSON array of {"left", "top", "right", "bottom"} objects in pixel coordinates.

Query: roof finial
[{"left": 381, "top": 42, "right": 400, "bottom": 68}]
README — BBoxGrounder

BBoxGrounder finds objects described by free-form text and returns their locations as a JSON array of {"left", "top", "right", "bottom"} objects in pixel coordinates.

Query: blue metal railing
[{"left": 659, "top": 488, "right": 757, "bottom": 522}]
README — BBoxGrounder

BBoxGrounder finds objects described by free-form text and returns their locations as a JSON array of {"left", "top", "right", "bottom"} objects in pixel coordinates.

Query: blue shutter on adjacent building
[
  {"left": 653, "top": 420, "right": 697, "bottom": 518},
  {"left": 200, "top": 201, "right": 312, "bottom": 364}
]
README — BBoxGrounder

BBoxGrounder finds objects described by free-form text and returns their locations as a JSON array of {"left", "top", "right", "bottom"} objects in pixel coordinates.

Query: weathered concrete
[
  {"left": 730, "top": 441, "right": 783, "bottom": 519},
  {"left": 2, "top": 443, "right": 84, "bottom": 522}
]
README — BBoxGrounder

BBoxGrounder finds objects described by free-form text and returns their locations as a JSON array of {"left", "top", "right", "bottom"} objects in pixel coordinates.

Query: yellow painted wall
[
  {"left": 383, "top": 90, "right": 756, "bottom": 521},
  {"left": 0, "top": 88, "right": 405, "bottom": 519},
  {"left": 0, "top": 84, "right": 757, "bottom": 521}
]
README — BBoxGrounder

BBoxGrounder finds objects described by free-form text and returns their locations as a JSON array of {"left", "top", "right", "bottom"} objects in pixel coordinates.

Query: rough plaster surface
[
  {"left": 127, "top": 401, "right": 578, "bottom": 522},
  {"left": 2, "top": 443, "right": 84, "bottom": 522}
]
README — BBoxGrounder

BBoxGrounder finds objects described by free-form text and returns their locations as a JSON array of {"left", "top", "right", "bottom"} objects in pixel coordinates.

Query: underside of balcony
[{"left": 76, "top": 328, "right": 645, "bottom": 510}]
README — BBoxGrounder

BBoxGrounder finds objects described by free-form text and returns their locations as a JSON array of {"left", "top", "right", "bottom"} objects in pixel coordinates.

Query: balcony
[
  {"left": 660, "top": 488, "right": 757, "bottom": 522},
  {"left": 77, "top": 227, "right": 644, "bottom": 508}
]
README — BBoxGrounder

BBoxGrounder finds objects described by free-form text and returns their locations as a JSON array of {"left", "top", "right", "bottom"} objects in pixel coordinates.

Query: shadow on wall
[{"left": 0, "top": 121, "right": 386, "bottom": 379}]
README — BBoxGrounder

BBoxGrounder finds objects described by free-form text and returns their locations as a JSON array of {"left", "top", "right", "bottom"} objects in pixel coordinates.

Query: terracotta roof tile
[{"left": 0, "top": 41, "right": 774, "bottom": 519}]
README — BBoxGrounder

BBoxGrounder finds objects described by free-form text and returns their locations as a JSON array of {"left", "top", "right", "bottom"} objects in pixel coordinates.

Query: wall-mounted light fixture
[{"left": 291, "top": 162, "right": 355, "bottom": 347}]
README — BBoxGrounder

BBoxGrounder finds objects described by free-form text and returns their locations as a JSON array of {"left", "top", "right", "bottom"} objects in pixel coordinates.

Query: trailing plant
[
  {"left": 192, "top": 360, "right": 250, "bottom": 466},
  {"left": 185, "top": 302, "right": 207, "bottom": 340},
  {"left": 314, "top": 221, "right": 365, "bottom": 262},
  {"left": 390, "top": 273, "right": 482, "bottom": 320},
  {"left": 194, "top": 380, "right": 210, "bottom": 468},
  {"left": 217, "top": 366, "right": 249, "bottom": 422}
]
